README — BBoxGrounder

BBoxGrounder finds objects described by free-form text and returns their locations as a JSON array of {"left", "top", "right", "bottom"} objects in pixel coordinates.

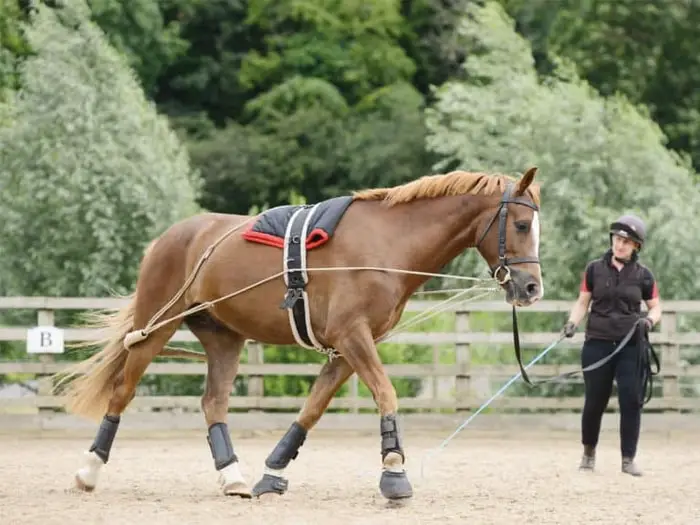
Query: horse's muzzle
[{"left": 503, "top": 268, "right": 542, "bottom": 306}]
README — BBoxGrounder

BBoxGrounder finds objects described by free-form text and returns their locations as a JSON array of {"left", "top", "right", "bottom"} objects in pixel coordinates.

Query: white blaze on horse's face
[
  {"left": 531, "top": 211, "right": 543, "bottom": 298},
  {"left": 531, "top": 211, "right": 540, "bottom": 256}
]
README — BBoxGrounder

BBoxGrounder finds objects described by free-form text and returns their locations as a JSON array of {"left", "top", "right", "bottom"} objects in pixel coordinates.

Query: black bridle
[
  {"left": 475, "top": 182, "right": 541, "bottom": 384},
  {"left": 475, "top": 182, "right": 540, "bottom": 284}
]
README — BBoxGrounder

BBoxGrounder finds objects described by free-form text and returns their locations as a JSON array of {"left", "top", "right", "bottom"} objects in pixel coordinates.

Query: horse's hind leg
[
  {"left": 74, "top": 323, "right": 178, "bottom": 492},
  {"left": 185, "top": 311, "right": 249, "bottom": 498},
  {"left": 251, "top": 356, "right": 354, "bottom": 497}
]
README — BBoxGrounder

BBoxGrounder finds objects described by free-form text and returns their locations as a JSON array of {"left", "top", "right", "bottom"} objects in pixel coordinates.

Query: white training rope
[
  {"left": 305, "top": 266, "right": 486, "bottom": 282},
  {"left": 378, "top": 286, "right": 498, "bottom": 342},
  {"left": 126, "top": 265, "right": 495, "bottom": 347},
  {"left": 412, "top": 287, "right": 493, "bottom": 295}
]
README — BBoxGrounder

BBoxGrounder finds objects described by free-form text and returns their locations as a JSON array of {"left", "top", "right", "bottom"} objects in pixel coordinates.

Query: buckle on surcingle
[{"left": 280, "top": 287, "right": 303, "bottom": 309}]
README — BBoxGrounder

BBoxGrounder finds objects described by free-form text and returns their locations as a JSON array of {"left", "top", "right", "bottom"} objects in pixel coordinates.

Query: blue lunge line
[{"left": 419, "top": 335, "right": 565, "bottom": 478}]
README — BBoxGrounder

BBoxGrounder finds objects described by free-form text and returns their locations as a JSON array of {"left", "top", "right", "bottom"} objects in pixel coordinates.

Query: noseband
[
  {"left": 474, "top": 181, "right": 540, "bottom": 385},
  {"left": 475, "top": 182, "right": 540, "bottom": 283}
]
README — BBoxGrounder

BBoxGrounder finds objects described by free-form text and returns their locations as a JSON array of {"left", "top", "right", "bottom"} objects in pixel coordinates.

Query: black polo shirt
[{"left": 579, "top": 249, "right": 659, "bottom": 341}]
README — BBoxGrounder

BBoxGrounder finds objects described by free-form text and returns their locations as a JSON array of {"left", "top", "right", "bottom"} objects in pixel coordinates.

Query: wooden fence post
[
  {"left": 247, "top": 342, "right": 264, "bottom": 412},
  {"left": 431, "top": 343, "right": 440, "bottom": 413},
  {"left": 350, "top": 374, "right": 359, "bottom": 414},
  {"left": 455, "top": 310, "right": 471, "bottom": 411},
  {"left": 659, "top": 311, "right": 680, "bottom": 409},
  {"left": 36, "top": 309, "right": 55, "bottom": 414}
]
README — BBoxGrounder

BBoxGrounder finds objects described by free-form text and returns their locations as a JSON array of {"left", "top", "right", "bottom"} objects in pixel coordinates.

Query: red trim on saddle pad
[
  {"left": 242, "top": 225, "right": 330, "bottom": 250},
  {"left": 241, "top": 229, "right": 285, "bottom": 248}
]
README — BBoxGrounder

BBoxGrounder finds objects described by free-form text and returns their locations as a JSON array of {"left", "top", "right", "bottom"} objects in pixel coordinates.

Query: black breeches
[{"left": 581, "top": 338, "right": 644, "bottom": 458}]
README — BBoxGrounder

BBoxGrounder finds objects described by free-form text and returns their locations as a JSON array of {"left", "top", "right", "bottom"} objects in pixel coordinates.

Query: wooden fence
[{"left": 0, "top": 297, "right": 699, "bottom": 416}]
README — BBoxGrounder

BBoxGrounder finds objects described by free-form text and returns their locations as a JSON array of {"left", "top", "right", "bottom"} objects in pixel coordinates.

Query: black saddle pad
[{"left": 242, "top": 196, "right": 353, "bottom": 250}]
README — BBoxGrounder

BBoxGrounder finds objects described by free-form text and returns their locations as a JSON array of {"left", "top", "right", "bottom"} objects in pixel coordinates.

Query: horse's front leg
[
  {"left": 251, "top": 356, "right": 354, "bottom": 497},
  {"left": 336, "top": 323, "right": 413, "bottom": 501}
]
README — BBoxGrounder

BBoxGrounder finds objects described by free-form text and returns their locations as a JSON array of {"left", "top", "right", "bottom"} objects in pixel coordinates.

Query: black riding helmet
[{"left": 609, "top": 214, "right": 646, "bottom": 250}]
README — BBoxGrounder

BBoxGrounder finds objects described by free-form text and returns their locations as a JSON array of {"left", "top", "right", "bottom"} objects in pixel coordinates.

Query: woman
[{"left": 562, "top": 214, "right": 661, "bottom": 476}]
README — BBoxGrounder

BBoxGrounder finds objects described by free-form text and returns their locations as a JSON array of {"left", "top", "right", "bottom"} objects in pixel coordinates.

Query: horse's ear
[{"left": 514, "top": 166, "right": 537, "bottom": 196}]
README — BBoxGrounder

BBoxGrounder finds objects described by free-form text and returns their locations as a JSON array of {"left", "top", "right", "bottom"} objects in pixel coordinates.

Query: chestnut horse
[{"left": 53, "top": 167, "right": 544, "bottom": 502}]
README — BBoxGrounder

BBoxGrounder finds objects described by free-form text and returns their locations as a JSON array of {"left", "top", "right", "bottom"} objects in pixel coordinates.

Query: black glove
[{"left": 563, "top": 321, "right": 576, "bottom": 338}]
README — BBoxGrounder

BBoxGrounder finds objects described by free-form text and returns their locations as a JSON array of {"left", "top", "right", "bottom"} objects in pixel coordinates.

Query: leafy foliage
[
  {"left": 0, "top": 0, "right": 31, "bottom": 96},
  {"left": 500, "top": 0, "right": 700, "bottom": 175},
  {"left": 154, "top": 0, "right": 255, "bottom": 124},
  {"left": 425, "top": 1, "right": 700, "bottom": 303},
  {"left": 187, "top": 119, "right": 313, "bottom": 214},
  {"left": 546, "top": 0, "right": 700, "bottom": 174},
  {"left": 87, "top": 0, "right": 190, "bottom": 95},
  {"left": 399, "top": 0, "right": 471, "bottom": 98},
  {"left": 0, "top": 4, "right": 201, "bottom": 297},
  {"left": 241, "top": 0, "right": 416, "bottom": 104}
]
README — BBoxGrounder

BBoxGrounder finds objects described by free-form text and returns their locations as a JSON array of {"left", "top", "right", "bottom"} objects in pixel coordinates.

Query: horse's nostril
[{"left": 526, "top": 282, "right": 539, "bottom": 296}]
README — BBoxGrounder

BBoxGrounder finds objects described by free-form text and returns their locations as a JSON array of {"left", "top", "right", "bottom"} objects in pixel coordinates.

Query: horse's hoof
[
  {"left": 74, "top": 473, "right": 95, "bottom": 492},
  {"left": 222, "top": 481, "right": 252, "bottom": 498},
  {"left": 217, "top": 461, "right": 252, "bottom": 498},
  {"left": 379, "top": 470, "right": 413, "bottom": 500},
  {"left": 251, "top": 473, "right": 288, "bottom": 497},
  {"left": 74, "top": 451, "right": 103, "bottom": 493}
]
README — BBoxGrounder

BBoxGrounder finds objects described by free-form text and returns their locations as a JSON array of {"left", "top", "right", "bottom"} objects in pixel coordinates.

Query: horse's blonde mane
[{"left": 352, "top": 170, "right": 541, "bottom": 207}]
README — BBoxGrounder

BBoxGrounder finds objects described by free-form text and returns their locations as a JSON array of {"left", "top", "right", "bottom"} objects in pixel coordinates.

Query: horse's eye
[{"left": 515, "top": 221, "right": 530, "bottom": 233}]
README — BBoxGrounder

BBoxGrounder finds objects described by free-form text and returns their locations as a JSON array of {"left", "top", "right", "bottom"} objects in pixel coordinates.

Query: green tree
[
  {"left": 0, "top": 89, "right": 11, "bottom": 127},
  {"left": 425, "top": 1, "right": 700, "bottom": 303},
  {"left": 337, "top": 81, "right": 435, "bottom": 194},
  {"left": 154, "top": 0, "right": 257, "bottom": 126},
  {"left": 87, "top": 0, "right": 190, "bottom": 96},
  {"left": 241, "top": 0, "right": 416, "bottom": 105},
  {"left": 189, "top": 78, "right": 434, "bottom": 214},
  {"left": 187, "top": 120, "right": 305, "bottom": 214},
  {"left": 0, "top": 3, "right": 201, "bottom": 297},
  {"left": 0, "top": 0, "right": 31, "bottom": 96},
  {"left": 172, "top": 0, "right": 436, "bottom": 215},
  {"left": 499, "top": 0, "right": 700, "bottom": 176},
  {"left": 399, "top": 0, "right": 472, "bottom": 98}
]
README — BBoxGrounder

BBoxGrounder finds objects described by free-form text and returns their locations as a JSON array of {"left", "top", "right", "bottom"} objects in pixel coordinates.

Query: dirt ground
[{"left": 0, "top": 428, "right": 698, "bottom": 525}]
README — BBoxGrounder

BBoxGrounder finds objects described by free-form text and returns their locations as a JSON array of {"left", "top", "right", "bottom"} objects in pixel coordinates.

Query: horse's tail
[{"left": 52, "top": 292, "right": 138, "bottom": 422}]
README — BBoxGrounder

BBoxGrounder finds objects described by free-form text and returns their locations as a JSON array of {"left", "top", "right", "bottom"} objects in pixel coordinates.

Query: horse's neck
[{"left": 385, "top": 194, "right": 492, "bottom": 281}]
